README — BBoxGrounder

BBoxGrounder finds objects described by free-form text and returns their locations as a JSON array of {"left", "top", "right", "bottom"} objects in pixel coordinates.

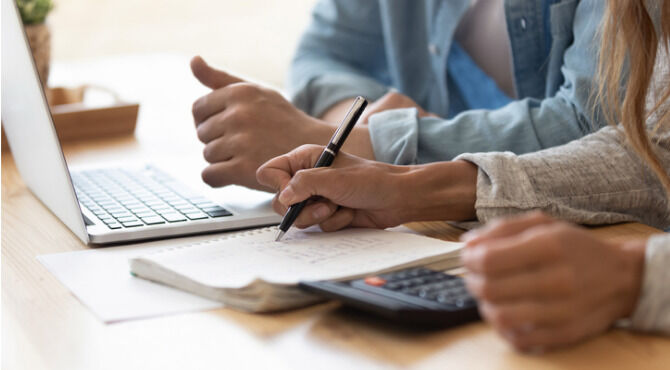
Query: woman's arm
[{"left": 454, "top": 123, "right": 670, "bottom": 229}]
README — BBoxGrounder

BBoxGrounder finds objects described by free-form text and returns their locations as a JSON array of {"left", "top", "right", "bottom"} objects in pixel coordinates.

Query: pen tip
[{"left": 275, "top": 230, "right": 285, "bottom": 242}]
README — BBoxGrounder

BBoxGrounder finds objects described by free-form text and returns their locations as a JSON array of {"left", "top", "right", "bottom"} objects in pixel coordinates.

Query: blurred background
[{"left": 49, "top": 0, "right": 318, "bottom": 88}]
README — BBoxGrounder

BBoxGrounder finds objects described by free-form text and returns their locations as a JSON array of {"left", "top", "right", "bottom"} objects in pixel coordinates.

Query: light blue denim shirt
[{"left": 289, "top": 0, "right": 608, "bottom": 165}]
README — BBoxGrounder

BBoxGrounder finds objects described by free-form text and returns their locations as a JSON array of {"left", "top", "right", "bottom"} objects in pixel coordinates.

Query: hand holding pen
[{"left": 274, "top": 96, "right": 368, "bottom": 241}]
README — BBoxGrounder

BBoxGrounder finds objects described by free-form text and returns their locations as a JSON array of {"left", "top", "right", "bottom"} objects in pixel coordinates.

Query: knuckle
[
  {"left": 292, "top": 169, "right": 308, "bottom": 183},
  {"left": 228, "top": 83, "right": 259, "bottom": 100},
  {"left": 202, "top": 144, "right": 217, "bottom": 163},
  {"left": 192, "top": 98, "right": 204, "bottom": 120},
  {"left": 196, "top": 125, "right": 208, "bottom": 142},
  {"left": 201, "top": 167, "right": 223, "bottom": 187}
]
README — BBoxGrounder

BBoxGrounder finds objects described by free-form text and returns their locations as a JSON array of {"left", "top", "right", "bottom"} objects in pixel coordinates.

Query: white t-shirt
[{"left": 455, "top": 0, "right": 516, "bottom": 98}]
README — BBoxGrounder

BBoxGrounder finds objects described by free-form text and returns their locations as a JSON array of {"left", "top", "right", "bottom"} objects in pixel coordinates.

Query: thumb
[{"left": 190, "top": 56, "right": 244, "bottom": 89}]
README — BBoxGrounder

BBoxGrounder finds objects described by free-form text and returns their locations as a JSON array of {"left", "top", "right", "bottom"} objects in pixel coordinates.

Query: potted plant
[{"left": 16, "top": 0, "right": 54, "bottom": 86}]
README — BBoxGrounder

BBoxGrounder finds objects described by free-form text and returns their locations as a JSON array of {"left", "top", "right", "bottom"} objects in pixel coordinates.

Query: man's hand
[
  {"left": 461, "top": 212, "right": 646, "bottom": 352},
  {"left": 256, "top": 145, "right": 411, "bottom": 230},
  {"left": 190, "top": 56, "right": 374, "bottom": 191}
]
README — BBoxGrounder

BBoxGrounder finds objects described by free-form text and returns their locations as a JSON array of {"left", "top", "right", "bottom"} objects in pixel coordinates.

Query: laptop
[{"left": 1, "top": 0, "right": 280, "bottom": 245}]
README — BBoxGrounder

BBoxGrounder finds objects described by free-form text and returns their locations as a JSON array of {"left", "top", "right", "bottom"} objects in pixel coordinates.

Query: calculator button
[
  {"left": 385, "top": 282, "right": 401, "bottom": 290},
  {"left": 364, "top": 276, "right": 387, "bottom": 287}
]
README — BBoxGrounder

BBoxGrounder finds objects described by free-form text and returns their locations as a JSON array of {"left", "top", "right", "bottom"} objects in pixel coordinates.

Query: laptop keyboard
[{"left": 71, "top": 166, "right": 232, "bottom": 230}]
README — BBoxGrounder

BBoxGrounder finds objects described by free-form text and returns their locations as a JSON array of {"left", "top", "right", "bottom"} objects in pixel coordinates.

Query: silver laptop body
[{"left": 1, "top": 0, "right": 280, "bottom": 245}]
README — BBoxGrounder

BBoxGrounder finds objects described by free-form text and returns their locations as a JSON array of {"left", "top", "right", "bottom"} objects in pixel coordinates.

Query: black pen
[{"left": 275, "top": 96, "right": 368, "bottom": 241}]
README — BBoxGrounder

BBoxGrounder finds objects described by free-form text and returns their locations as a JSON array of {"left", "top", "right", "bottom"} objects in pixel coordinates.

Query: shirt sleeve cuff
[
  {"left": 291, "top": 74, "right": 389, "bottom": 118},
  {"left": 629, "top": 234, "right": 670, "bottom": 335},
  {"left": 454, "top": 152, "right": 547, "bottom": 221},
  {"left": 367, "top": 107, "right": 420, "bottom": 165}
]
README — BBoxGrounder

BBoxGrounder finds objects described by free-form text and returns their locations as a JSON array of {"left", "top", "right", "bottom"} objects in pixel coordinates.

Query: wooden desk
[{"left": 3, "top": 56, "right": 670, "bottom": 370}]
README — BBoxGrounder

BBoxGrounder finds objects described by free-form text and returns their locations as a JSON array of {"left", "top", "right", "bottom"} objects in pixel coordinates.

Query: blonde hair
[{"left": 596, "top": 0, "right": 670, "bottom": 190}]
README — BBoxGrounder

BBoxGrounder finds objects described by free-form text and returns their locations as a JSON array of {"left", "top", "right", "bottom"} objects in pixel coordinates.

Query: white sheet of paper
[{"left": 37, "top": 234, "right": 229, "bottom": 324}]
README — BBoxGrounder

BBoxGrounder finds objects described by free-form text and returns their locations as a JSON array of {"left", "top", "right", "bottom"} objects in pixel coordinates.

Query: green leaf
[{"left": 16, "top": 0, "right": 54, "bottom": 25}]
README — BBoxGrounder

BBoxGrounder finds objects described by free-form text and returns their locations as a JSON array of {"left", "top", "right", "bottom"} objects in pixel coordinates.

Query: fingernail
[
  {"left": 279, "top": 186, "right": 295, "bottom": 204},
  {"left": 312, "top": 204, "right": 330, "bottom": 220}
]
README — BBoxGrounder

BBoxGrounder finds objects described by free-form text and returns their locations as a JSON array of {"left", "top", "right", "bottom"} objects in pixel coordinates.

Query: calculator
[{"left": 299, "top": 267, "right": 480, "bottom": 327}]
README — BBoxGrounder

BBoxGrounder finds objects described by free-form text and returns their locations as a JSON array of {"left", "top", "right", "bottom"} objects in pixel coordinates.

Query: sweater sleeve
[
  {"left": 629, "top": 234, "right": 670, "bottom": 335},
  {"left": 455, "top": 124, "right": 670, "bottom": 229}
]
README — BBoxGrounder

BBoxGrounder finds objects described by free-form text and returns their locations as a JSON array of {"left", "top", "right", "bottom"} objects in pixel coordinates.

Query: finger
[
  {"left": 190, "top": 56, "right": 244, "bottom": 90},
  {"left": 478, "top": 300, "right": 573, "bottom": 333},
  {"left": 294, "top": 201, "right": 339, "bottom": 229},
  {"left": 319, "top": 207, "right": 355, "bottom": 232},
  {"left": 195, "top": 112, "right": 227, "bottom": 142},
  {"left": 272, "top": 194, "right": 289, "bottom": 215},
  {"left": 202, "top": 135, "right": 238, "bottom": 164},
  {"left": 201, "top": 159, "right": 242, "bottom": 188},
  {"left": 277, "top": 167, "right": 340, "bottom": 206},
  {"left": 464, "top": 264, "right": 573, "bottom": 302},
  {"left": 507, "top": 301, "right": 619, "bottom": 352},
  {"left": 461, "top": 211, "right": 555, "bottom": 244},
  {"left": 192, "top": 88, "right": 234, "bottom": 124},
  {"left": 256, "top": 145, "right": 325, "bottom": 191},
  {"left": 462, "top": 224, "right": 563, "bottom": 276}
]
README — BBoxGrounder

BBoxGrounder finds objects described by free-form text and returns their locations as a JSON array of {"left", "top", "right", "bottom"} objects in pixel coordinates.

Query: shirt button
[
  {"left": 519, "top": 17, "right": 527, "bottom": 31},
  {"left": 428, "top": 43, "right": 440, "bottom": 55}
]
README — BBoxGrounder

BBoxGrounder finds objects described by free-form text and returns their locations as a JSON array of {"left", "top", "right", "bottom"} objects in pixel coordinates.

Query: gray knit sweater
[{"left": 456, "top": 49, "right": 670, "bottom": 334}]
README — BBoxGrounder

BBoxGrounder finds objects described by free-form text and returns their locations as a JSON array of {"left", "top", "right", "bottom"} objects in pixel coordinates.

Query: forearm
[
  {"left": 396, "top": 160, "right": 478, "bottom": 222},
  {"left": 319, "top": 98, "right": 357, "bottom": 124},
  {"left": 368, "top": 95, "right": 592, "bottom": 165}
]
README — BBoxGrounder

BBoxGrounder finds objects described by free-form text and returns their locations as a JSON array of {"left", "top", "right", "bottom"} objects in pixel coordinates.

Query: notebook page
[{"left": 131, "top": 227, "right": 462, "bottom": 288}]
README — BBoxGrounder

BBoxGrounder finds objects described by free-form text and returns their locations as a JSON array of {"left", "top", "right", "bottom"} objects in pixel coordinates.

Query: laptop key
[
  {"left": 141, "top": 216, "right": 166, "bottom": 225},
  {"left": 121, "top": 221, "right": 144, "bottom": 227},
  {"left": 206, "top": 209, "right": 232, "bottom": 217},
  {"left": 111, "top": 211, "right": 133, "bottom": 218},
  {"left": 162, "top": 213, "right": 187, "bottom": 222},
  {"left": 117, "top": 216, "right": 140, "bottom": 223},
  {"left": 134, "top": 211, "right": 157, "bottom": 218},
  {"left": 201, "top": 205, "right": 227, "bottom": 213},
  {"left": 184, "top": 212, "right": 208, "bottom": 220},
  {"left": 106, "top": 222, "right": 122, "bottom": 229}
]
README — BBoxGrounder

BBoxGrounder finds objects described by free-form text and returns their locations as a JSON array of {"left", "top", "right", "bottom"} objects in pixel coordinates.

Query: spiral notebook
[{"left": 129, "top": 227, "right": 464, "bottom": 312}]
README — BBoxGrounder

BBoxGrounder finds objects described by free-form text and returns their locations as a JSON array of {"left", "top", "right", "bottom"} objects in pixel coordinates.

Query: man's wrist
[{"left": 396, "top": 160, "right": 478, "bottom": 223}]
